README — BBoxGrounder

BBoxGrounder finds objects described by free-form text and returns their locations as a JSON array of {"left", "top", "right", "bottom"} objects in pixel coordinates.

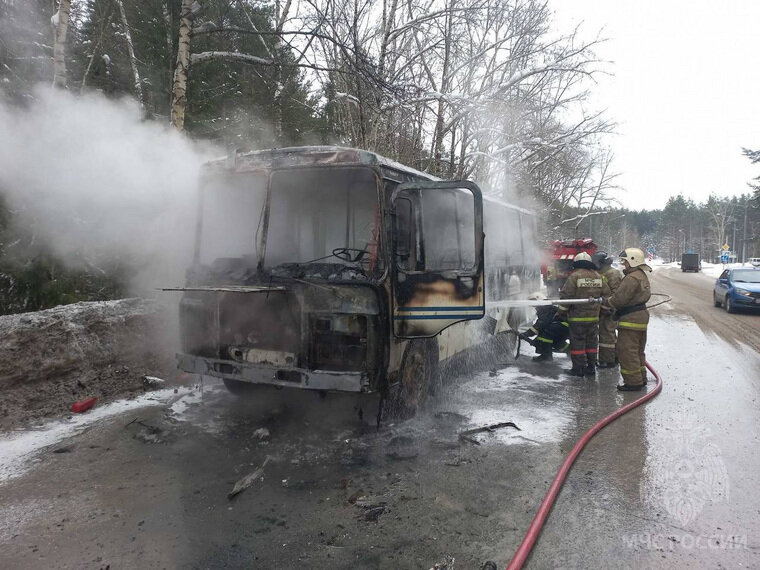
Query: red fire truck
[{"left": 542, "top": 238, "right": 598, "bottom": 297}]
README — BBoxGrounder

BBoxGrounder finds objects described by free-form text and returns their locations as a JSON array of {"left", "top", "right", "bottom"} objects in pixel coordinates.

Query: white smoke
[{"left": 0, "top": 86, "right": 219, "bottom": 295}]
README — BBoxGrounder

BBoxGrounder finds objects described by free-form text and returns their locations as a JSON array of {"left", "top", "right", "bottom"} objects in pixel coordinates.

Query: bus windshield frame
[{"left": 261, "top": 166, "right": 384, "bottom": 277}]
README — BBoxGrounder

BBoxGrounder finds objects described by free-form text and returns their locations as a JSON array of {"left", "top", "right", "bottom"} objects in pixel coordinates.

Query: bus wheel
[{"left": 393, "top": 340, "right": 438, "bottom": 418}]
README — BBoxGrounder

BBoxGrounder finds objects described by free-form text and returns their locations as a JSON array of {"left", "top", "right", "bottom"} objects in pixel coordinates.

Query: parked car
[
  {"left": 713, "top": 268, "right": 760, "bottom": 313},
  {"left": 749, "top": 257, "right": 760, "bottom": 268}
]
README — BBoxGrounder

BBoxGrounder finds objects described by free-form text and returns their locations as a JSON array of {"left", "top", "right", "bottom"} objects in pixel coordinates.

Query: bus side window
[
  {"left": 420, "top": 188, "right": 476, "bottom": 271},
  {"left": 394, "top": 196, "right": 414, "bottom": 270}
]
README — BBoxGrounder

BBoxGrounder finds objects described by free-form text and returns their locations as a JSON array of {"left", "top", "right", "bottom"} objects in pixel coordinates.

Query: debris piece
[
  {"left": 364, "top": 506, "right": 386, "bottom": 522},
  {"left": 353, "top": 496, "right": 386, "bottom": 509},
  {"left": 142, "top": 375, "right": 165, "bottom": 389},
  {"left": 430, "top": 555, "right": 455, "bottom": 569},
  {"left": 434, "top": 411, "right": 468, "bottom": 422},
  {"left": 386, "top": 447, "right": 419, "bottom": 460},
  {"left": 431, "top": 439, "right": 460, "bottom": 450},
  {"left": 347, "top": 490, "right": 365, "bottom": 504},
  {"left": 388, "top": 435, "right": 414, "bottom": 446},
  {"left": 481, "top": 562, "right": 497, "bottom": 570},
  {"left": 386, "top": 434, "right": 419, "bottom": 460},
  {"left": 135, "top": 428, "right": 162, "bottom": 444},
  {"left": 71, "top": 396, "right": 98, "bottom": 413},
  {"left": 228, "top": 456, "right": 271, "bottom": 499},
  {"left": 459, "top": 421, "right": 521, "bottom": 445},
  {"left": 52, "top": 445, "right": 74, "bottom": 454},
  {"left": 253, "top": 427, "right": 270, "bottom": 440},
  {"left": 127, "top": 418, "right": 167, "bottom": 444}
]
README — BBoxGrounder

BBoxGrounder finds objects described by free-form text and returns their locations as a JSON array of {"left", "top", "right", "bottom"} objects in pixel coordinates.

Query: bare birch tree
[
  {"left": 52, "top": 0, "right": 71, "bottom": 88},
  {"left": 171, "top": 0, "right": 195, "bottom": 129},
  {"left": 115, "top": 0, "right": 145, "bottom": 110}
]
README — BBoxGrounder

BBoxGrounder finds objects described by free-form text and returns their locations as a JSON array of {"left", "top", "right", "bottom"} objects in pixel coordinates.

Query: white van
[{"left": 749, "top": 257, "right": 760, "bottom": 267}]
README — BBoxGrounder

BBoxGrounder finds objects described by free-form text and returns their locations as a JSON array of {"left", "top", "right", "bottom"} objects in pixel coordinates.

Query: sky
[{"left": 552, "top": 0, "right": 760, "bottom": 210}]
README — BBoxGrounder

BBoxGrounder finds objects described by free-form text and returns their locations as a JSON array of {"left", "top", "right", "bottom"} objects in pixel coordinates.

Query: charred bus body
[{"left": 175, "top": 146, "right": 539, "bottom": 414}]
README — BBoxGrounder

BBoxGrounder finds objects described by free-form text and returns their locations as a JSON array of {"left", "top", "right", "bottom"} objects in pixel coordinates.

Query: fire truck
[{"left": 542, "top": 238, "right": 598, "bottom": 297}]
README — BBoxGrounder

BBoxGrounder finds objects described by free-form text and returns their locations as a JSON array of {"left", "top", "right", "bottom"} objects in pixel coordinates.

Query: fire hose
[
  {"left": 486, "top": 294, "right": 672, "bottom": 358},
  {"left": 483, "top": 294, "right": 670, "bottom": 569},
  {"left": 504, "top": 362, "right": 663, "bottom": 569}
]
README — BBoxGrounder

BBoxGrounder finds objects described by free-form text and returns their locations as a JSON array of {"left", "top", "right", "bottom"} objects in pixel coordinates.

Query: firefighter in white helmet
[
  {"left": 558, "top": 251, "right": 610, "bottom": 377},
  {"left": 601, "top": 247, "right": 652, "bottom": 391},
  {"left": 519, "top": 292, "right": 570, "bottom": 362}
]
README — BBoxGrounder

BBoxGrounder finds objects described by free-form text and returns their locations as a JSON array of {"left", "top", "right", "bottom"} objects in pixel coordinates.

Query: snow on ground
[
  {"left": 650, "top": 257, "right": 758, "bottom": 278},
  {"left": 700, "top": 261, "right": 754, "bottom": 278},
  {"left": 0, "top": 387, "right": 197, "bottom": 483}
]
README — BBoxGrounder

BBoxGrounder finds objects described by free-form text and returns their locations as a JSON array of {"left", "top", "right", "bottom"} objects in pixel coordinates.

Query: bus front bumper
[{"left": 176, "top": 353, "right": 372, "bottom": 393}]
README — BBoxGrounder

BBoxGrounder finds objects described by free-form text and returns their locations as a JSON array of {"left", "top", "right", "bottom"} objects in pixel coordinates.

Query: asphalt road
[
  {"left": 650, "top": 265, "right": 760, "bottom": 353},
  {"left": 1, "top": 267, "right": 759, "bottom": 569}
]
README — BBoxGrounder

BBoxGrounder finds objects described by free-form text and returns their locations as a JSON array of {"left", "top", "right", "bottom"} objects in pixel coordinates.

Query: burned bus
[{"left": 173, "top": 146, "right": 539, "bottom": 417}]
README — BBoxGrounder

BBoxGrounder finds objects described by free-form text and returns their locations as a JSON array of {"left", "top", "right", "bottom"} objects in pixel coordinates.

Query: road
[
  {"left": 651, "top": 265, "right": 760, "bottom": 353},
  {"left": 1, "top": 265, "right": 759, "bottom": 569}
]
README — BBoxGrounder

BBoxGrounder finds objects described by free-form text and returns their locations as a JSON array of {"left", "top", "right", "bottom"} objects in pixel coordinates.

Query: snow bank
[
  {"left": 0, "top": 299, "right": 176, "bottom": 429},
  {"left": 701, "top": 262, "right": 752, "bottom": 278},
  {"left": 0, "top": 298, "right": 164, "bottom": 387}
]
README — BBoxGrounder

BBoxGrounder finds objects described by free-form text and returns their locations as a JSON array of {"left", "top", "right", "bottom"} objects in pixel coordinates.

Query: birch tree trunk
[
  {"left": 52, "top": 0, "right": 71, "bottom": 89},
  {"left": 116, "top": 0, "right": 145, "bottom": 110},
  {"left": 272, "top": 0, "right": 292, "bottom": 141},
  {"left": 171, "top": 0, "right": 193, "bottom": 130}
]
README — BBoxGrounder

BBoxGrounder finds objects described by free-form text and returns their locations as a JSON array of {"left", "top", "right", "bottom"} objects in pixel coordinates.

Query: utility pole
[{"left": 742, "top": 201, "right": 748, "bottom": 264}]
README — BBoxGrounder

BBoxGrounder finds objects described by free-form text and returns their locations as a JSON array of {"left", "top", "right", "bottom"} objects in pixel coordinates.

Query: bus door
[{"left": 390, "top": 181, "right": 484, "bottom": 338}]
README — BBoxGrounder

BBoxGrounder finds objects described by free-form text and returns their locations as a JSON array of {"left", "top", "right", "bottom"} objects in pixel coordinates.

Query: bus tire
[{"left": 392, "top": 339, "right": 438, "bottom": 418}]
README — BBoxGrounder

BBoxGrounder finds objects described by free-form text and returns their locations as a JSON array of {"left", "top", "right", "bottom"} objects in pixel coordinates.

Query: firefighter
[
  {"left": 558, "top": 252, "right": 610, "bottom": 377},
  {"left": 592, "top": 251, "right": 623, "bottom": 368},
  {"left": 602, "top": 247, "right": 652, "bottom": 391},
  {"left": 519, "top": 292, "right": 570, "bottom": 362}
]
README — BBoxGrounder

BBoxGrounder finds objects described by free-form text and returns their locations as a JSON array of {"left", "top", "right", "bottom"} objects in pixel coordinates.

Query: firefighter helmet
[
  {"left": 573, "top": 252, "right": 592, "bottom": 264},
  {"left": 528, "top": 291, "right": 546, "bottom": 301},
  {"left": 619, "top": 247, "right": 647, "bottom": 268},
  {"left": 592, "top": 251, "right": 612, "bottom": 268}
]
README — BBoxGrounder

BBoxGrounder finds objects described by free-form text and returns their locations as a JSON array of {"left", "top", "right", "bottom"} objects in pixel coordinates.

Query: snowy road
[{"left": 1, "top": 270, "right": 759, "bottom": 569}]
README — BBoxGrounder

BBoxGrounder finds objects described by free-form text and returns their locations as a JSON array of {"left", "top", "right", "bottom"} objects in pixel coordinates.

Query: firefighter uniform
[
  {"left": 598, "top": 264, "right": 623, "bottom": 366},
  {"left": 521, "top": 298, "right": 570, "bottom": 361},
  {"left": 559, "top": 255, "right": 611, "bottom": 375},
  {"left": 604, "top": 252, "right": 652, "bottom": 389}
]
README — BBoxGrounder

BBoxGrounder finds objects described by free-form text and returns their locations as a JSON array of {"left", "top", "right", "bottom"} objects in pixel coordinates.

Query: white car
[{"left": 750, "top": 257, "right": 760, "bottom": 268}]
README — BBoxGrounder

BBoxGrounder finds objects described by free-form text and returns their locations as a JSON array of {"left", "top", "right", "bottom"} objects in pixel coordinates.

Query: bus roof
[{"left": 203, "top": 145, "right": 534, "bottom": 217}]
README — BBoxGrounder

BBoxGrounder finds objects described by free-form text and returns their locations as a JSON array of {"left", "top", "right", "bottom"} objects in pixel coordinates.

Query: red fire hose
[{"left": 505, "top": 361, "right": 663, "bottom": 570}]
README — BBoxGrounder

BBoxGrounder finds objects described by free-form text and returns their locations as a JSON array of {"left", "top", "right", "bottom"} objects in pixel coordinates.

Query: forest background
[{"left": 1, "top": 0, "right": 758, "bottom": 314}]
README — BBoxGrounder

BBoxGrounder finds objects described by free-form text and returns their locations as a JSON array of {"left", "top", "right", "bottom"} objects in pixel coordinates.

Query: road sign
[
  {"left": 722, "top": 244, "right": 730, "bottom": 251},
  {"left": 721, "top": 253, "right": 729, "bottom": 263}
]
